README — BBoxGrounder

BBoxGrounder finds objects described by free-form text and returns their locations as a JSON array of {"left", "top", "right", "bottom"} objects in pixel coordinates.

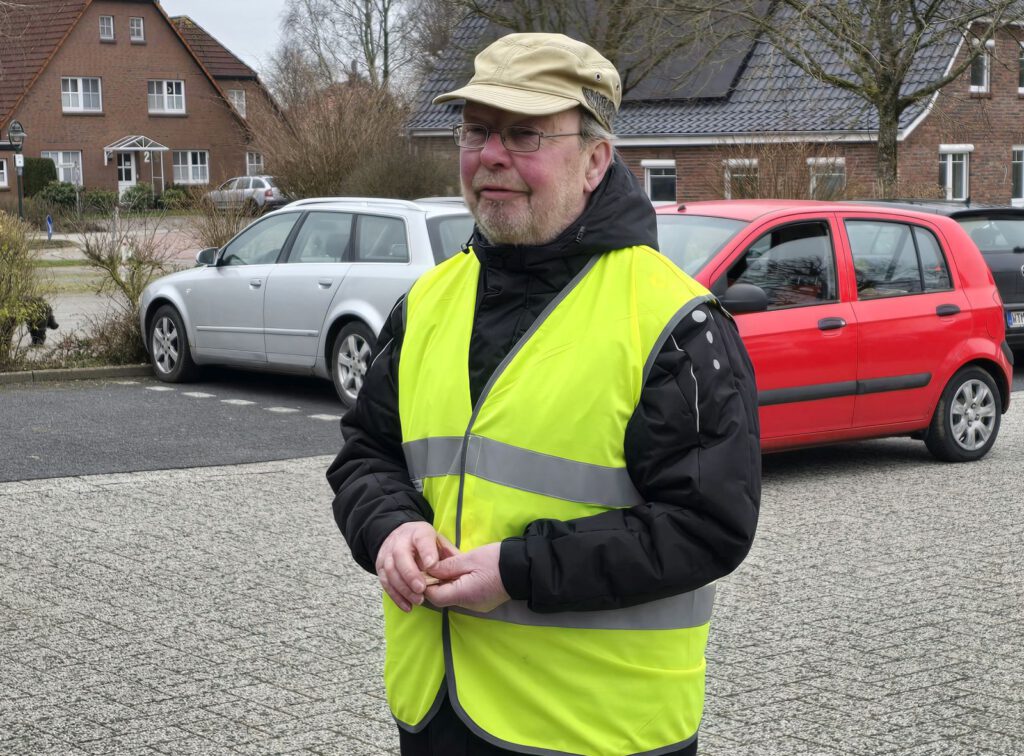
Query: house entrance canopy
[
  {"left": 103, "top": 135, "right": 169, "bottom": 193},
  {"left": 103, "top": 135, "right": 169, "bottom": 163}
]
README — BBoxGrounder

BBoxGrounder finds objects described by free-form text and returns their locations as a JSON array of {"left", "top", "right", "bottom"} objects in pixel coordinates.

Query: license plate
[{"left": 1009, "top": 310, "right": 1024, "bottom": 329}]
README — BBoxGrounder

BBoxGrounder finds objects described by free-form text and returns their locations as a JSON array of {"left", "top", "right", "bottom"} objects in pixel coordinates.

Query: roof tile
[{"left": 171, "top": 15, "right": 256, "bottom": 79}]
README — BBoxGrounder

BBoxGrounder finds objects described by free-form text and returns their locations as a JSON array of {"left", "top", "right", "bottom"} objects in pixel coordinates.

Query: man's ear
[{"left": 583, "top": 140, "right": 613, "bottom": 192}]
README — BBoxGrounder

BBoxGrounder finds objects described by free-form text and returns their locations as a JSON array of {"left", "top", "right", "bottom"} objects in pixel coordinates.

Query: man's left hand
[{"left": 424, "top": 543, "right": 510, "bottom": 613}]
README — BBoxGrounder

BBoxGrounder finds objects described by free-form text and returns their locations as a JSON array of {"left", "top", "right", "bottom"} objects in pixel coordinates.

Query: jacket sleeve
[
  {"left": 498, "top": 302, "right": 761, "bottom": 612},
  {"left": 326, "top": 296, "right": 433, "bottom": 574}
]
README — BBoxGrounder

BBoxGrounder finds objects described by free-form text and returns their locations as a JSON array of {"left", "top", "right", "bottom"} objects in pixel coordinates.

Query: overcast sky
[{"left": 158, "top": 0, "right": 285, "bottom": 76}]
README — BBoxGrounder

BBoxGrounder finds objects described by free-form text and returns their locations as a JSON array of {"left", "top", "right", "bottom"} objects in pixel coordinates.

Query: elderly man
[{"left": 328, "top": 32, "right": 760, "bottom": 756}]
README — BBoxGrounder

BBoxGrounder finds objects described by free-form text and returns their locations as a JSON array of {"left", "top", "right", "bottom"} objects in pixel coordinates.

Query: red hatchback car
[{"left": 655, "top": 200, "right": 1013, "bottom": 462}]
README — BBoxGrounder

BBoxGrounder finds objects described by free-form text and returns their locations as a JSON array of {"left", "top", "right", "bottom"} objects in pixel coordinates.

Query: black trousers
[{"left": 399, "top": 696, "right": 698, "bottom": 756}]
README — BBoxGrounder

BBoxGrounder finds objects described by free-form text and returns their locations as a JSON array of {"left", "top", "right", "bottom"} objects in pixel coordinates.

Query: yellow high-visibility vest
[{"left": 391, "top": 245, "right": 716, "bottom": 755}]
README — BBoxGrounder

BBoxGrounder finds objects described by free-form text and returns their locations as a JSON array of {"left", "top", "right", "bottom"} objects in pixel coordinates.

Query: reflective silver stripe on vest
[
  {"left": 403, "top": 435, "right": 644, "bottom": 509},
  {"left": 432, "top": 582, "right": 715, "bottom": 631},
  {"left": 403, "top": 436, "right": 463, "bottom": 492}
]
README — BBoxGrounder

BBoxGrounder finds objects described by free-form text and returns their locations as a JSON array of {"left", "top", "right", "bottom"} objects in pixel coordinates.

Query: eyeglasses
[{"left": 452, "top": 123, "right": 583, "bottom": 153}]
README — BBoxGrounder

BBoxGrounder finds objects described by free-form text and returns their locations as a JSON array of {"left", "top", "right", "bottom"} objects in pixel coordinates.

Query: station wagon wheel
[
  {"left": 149, "top": 304, "right": 197, "bottom": 383},
  {"left": 924, "top": 366, "right": 1001, "bottom": 462},
  {"left": 331, "top": 322, "right": 376, "bottom": 407}
]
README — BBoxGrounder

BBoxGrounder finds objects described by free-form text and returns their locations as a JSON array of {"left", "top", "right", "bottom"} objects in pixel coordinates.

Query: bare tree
[
  {"left": 450, "top": 0, "right": 753, "bottom": 97},
  {"left": 282, "top": 0, "right": 412, "bottom": 90},
  {"left": 404, "top": 0, "right": 467, "bottom": 89},
  {"left": 686, "top": 0, "right": 1024, "bottom": 197}
]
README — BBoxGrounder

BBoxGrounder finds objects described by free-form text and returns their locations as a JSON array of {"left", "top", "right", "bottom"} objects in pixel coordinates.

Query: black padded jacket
[{"left": 327, "top": 156, "right": 761, "bottom": 612}]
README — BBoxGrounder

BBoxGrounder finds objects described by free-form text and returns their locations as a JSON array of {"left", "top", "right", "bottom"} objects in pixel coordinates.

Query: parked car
[
  {"left": 655, "top": 199, "right": 1013, "bottom": 462},
  {"left": 206, "top": 175, "right": 289, "bottom": 211},
  {"left": 139, "top": 197, "right": 474, "bottom": 406},
  {"left": 848, "top": 200, "right": 1024, "bottom": 353}
]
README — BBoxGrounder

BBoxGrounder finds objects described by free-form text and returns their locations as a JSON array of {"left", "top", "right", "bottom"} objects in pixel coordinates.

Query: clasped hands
[{"left": 375, "top": 521, "right": 510, "bottom": 613}]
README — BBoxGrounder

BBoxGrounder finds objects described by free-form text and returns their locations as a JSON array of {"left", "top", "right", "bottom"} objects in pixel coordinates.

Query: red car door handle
[
  {"left": 936, "top": 304, "right": 960, "bottom": 317},
  {"left": 818, "top": 317, "right": 846, "bottom": 331}
]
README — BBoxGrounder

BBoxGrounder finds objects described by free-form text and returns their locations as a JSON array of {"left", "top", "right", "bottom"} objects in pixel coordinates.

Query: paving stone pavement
[{"left": 2, "top": 399, "right": 1024, "bottom": 755}]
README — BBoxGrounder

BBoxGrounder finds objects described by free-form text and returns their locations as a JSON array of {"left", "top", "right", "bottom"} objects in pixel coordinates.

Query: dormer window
[
  {"left": 227, "top": 89, "right": 246, "bottom": 118},
  {"left": 99, "top": 15, "right": 114, "bottom": 41},
  {"left": 969, "top": 39, "right": 994, "bottom": 94},
  {"left": 130, "top": 17, "right": 145, "bottom": 42}
]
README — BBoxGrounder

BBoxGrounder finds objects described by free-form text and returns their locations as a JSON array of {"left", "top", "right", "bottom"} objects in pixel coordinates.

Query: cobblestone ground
[{"left": 2, "top": 399, "right": 1023, "bottom": 755}]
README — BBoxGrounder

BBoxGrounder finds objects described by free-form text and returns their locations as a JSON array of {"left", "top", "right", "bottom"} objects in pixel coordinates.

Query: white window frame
[
  {"left": 0, "top": 159, "right": 7, "bottom": 189},
  {"left": 99, "top": 15, "right": 114, "bottom": 40},
  {"left": 172, "top": 150, "right": 209, "bottom": 185},
  {"left": 939, "top": 144, "right": 973, "bottom": 201},
  {"left": 641, "top": 159, "right": 676, "bottom": 204},
  {"left": 148, "top": 80, "right": 186, "bottom": 114},
  {"left": 807, "top": 157, "right": 847, "bottom": 199},
  {"left": 1013, "top": 146, "right": 1024, "bottom": 207},
  {"left": 40, "top": 150, "right": 84, "bottom": 186},
  {"left": 129, "top": 17, "right": 145, "bottom": 42},
  {"left": 969, "top": 39, "right": 994, "bottom": 94},
  {"left": 1018, "top": 42, "right": 1024, "bottom": 94},
  {"left": 246, "top": 152, "right": 264, "bottom": 176},
  {"left": 227, "top": 89, "right": 247, "bottom": 118},
  {"left": 61, "top": 77, "right": 103, "bottom": 113},
  {"left": 724, "top": 158, "right": 758, "bottom": 199}
]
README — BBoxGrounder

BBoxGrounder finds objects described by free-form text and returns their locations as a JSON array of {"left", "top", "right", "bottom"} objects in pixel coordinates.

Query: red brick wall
[
  {"left": 8, "top": 0, "right": 249, "bottom": 193},
  {"left": 901, "top": 27, "right": 1024, "bottom": 204}
]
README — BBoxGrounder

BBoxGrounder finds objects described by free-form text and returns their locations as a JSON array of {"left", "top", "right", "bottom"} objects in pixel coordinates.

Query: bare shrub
[
  {"left": 186, "top": 190, "right": 259, "bottom": 249},
  {"left": 0, "top": 212, "right": 45, "bottom": 370},
  {"left": 249, "top": 81, "right": 452, "bottom": 199},
  {"left": 63, "top": 209, "right": 184, "bottom": 364}
]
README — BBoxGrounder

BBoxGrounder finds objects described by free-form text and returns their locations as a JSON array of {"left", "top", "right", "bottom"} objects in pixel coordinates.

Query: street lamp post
[{"left": 7, "top": 120, "right": 26, "bottom": 220}]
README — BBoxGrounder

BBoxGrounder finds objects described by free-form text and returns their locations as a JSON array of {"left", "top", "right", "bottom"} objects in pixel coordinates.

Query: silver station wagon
[{"left": 139, "top": 197, "right": 474, "bottom": 405}]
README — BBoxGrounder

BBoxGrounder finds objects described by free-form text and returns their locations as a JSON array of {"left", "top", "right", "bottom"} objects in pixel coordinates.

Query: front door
[{"left": 117, "top": 153, "right": 136, "bottom": 197}]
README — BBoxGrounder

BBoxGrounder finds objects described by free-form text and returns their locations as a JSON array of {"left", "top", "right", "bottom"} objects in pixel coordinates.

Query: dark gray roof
[{"left": 408, "top": 6, "right": 963, "bottom": 139}]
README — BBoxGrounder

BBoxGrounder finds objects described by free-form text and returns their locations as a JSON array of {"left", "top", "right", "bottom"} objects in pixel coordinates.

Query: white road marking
[
  {"left": 265, "top": 406, "right": 300, "bottom": 414},
  {"left": 146, "top": 386, "right": 175, "bottom": 392},
  {"left": 221, "top": 399, "right": 256, "bottom": 406},
  {"left": 183, "top": 392, "right": 216, "bottom": 398},
  {"left": 113, "top": 380, "right": 139, "bottom": 385},
  {"left": 309, "top": 414, "right": 343, "bottom": 421}
]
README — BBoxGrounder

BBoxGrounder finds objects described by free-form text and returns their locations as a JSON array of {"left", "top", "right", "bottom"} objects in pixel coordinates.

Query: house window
[
  {"left": 808, "top": 157, "right": 846, "bottom": 199},
  {"left": 1019, "top": 43, "right": 1024, "bottom": 93},
  {"left": 148, "top": 80, "right": 185, "bottom": 113},
  {"left": 724, "top": 159, "right": 758, "bottom": 199},
  {"left": 61, "top": 77, "right": 102, "bottom": 112},
  {"left": 938, "top": 145, "right": 972, "bottom": 201},
  {"left": 99, "top": 15, "right": 114, "bottom": 40},
  {"left": 246, "top": 152, "right": 264, "bottom": 176},
  {"left": 130, "top": 17, "right": 145, "bottom": 42},
  {"left": 41, "top": 150, "right": 84, "bottom": 185},
  {"left": 228, "top": 89, "right": 247, "bottom": 118},
  {"left": 1013, "top": 147, "right": 1024, "bottom": 207},
  {"left": 641, "top": 159, "right": 676, "bottom": 203},
  {"left": 173, "top": 150, "right": 209, "bottom": 184},
  {"left": 970, "top": 40, "right": 994, "bottom": 94},
  {"left": 0, "top": 159, "right": 7, "bottom": 189}
]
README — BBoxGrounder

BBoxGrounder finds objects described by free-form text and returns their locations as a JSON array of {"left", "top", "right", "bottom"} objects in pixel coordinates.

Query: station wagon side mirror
[
  {"left": 195, "top": 247, "right": 219, "bottom": 266},
  {"left": 720, "top": 282, "right": 769, "bottom": 314}
]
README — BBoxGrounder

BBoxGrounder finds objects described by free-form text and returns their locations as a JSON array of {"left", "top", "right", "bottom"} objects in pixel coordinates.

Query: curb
[{"left": 0, "top": 364, "right": 152, "bottom": 386}]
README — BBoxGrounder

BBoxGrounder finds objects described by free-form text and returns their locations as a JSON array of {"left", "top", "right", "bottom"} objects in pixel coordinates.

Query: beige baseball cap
[{"left": 434, "top": 32, "right": 621, "bottom": 130}]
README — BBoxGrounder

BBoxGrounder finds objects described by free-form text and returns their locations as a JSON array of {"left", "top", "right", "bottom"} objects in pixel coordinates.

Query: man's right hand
[{"left": 375, "top": 522, "right": 456, "bottom": 612}]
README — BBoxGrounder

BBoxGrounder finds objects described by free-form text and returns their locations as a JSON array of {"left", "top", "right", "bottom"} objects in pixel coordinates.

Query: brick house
[
  {"left": 0, "top": 0, "right": 276, "bottom": 198},
  {"left": 408, "top": 14, "right": 1024, "bottom": 206}
]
